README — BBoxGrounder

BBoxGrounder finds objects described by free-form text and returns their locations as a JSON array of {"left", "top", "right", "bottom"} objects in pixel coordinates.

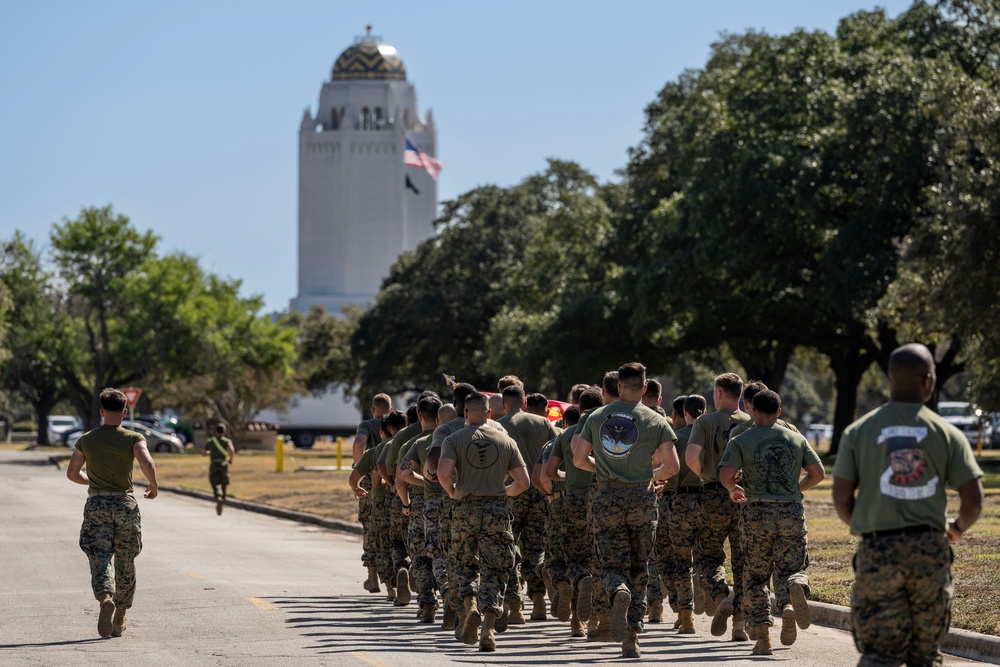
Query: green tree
[{"left": 288, "top": 304, "right": 363, "bottom": 396}]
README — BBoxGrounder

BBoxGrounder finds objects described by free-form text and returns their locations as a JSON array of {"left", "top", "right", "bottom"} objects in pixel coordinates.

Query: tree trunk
[
  {"left": 732, "top": 339, "right": 794, "bottom": 392},
  {"left": 36, "top": 408, "right": 50, "bottom": 445},
  {"left": 827, "top": 343, "right": 876, "bottom": 456}
]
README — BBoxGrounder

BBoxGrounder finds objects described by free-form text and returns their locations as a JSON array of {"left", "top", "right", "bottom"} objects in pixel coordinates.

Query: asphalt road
[{"left": 0, "top": 449, "right": 989, "bottom": 667}]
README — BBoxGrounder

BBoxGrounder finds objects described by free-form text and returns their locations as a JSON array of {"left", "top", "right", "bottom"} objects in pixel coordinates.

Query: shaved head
[
  {"left": 437, "top": 403, "right": 458, "bottom": 424},
  {"left": 888, "top": 344, "right": 936, "bottom": 403}
]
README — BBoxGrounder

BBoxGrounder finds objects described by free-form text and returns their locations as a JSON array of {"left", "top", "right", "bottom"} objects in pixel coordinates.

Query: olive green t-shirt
[
  {"left": 386, "top": 422, "right": 422, "bottom": 469},
  {"left": 690, "top": 408, "right": 751, "bottom": 483},
  {"left": 672, "top": 424, "right": 700, "bottom": 488},
  {"left": 721, "top": 424, "right": 821, "bottom": 501},
  {"left": 551, "top": 415, "right": 596, "bottom": 490},
  {"left": 353, "top": 443, "right": 388, "bottom": 500},
  {"left": 76, "top": 425, "right": 144, "bottom": 493},
  {"left": 401, "top": 431, "right": 442, "bottom": 498},
  {"left": 729, "top": 417, "right": 799, "bottom": 440},
  {"left": 398, "top": 429, "right": 434, "bottom": 496},
  {"left": 429, "top": 417, "right": 503, "bottom": 452},
  {"left": 833, "top": 401, "right": 983, "bottom": 536},
  {"left": 205, "top": 435, "right": 233, "bottom": 462},
  {"left": 539, "top": 440, "right": 564, "bottom": 494},
  {"left": 579, "top": 400, "right": 676, "bottom": 484},
  {"left": 356, "top": 417, "right": 382, "bottom": 451},
  {"left": 498, "top": 411, "right": 559, "bottom": 475},
  {"left": 441, "top": 424, "right": 525, "bottom": 500},
  {"left": 368, "top": 438, "right": 394, "bottom": 500}
]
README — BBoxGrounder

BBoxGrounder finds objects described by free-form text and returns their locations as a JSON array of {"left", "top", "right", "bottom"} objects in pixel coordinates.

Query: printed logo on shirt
[
  {"left": 466, "top": 439, "right": 500, "bottom": 470},
  {"left": 600, "top": 413, "right": 638, "bottom": 459},
  {"left": 877, "top": 425, "right": 939, "bottom": 500}
]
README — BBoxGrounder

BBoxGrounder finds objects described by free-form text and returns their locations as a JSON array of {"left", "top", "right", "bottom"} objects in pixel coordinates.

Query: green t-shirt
[
  {"left": 579, "top": 400, "right": 676, "bottom": 484},
  {"left": 386, "top": 422, "right": 422, "bottom": 469},
  {"left": 76, "top": 425, "right": 144, "bottom": 493},
  {"left": 356, "top": 417, "right": 382, "bottom": 451},
  {"left": 441, "top": 424, "right": 525, "bottom": 500},
  {"left": 205, "top": 436, "right": 233, "bottom": 462},
  {"left": 729, "top": 417, "right": 799, "bottom": 440},
  {"left": 551, "top": 415, "right": 595, "bottom": 490},
  {"left": 672, "top": 424, "right": 700, "bottom": 488},
  {"left": 398, "top": 429, "right": 434, "bottom": 496},
  {"left": 498, "top": 411, "right": 559, "bottom": 475},
  {"left": 689, "top": 408, "right": 751, "bottom": 483},
  {"left": 721, "top": 423, "right": 821, "bottom": 501},
  {"left": 364, "top": 438, "right": 393, "bottom": 500},
  {"left": 539, "top": 440, "right": 564, "bottom": 494},
  {"left": 833, "top": 401, "right": 983, "bottom": 536},
  {"left": 429, "top": 416, "right": 503, "bottom": 452},
  {"left": 401, "top": 431, "right": 442, "bottom": 498}
]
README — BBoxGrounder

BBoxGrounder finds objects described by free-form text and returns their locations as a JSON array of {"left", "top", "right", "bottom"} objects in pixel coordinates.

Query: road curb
[
  {"left": 138, "top": 481, "right": 363, "bottom": 535},
  {"left": 809, "top": 601, "right": 1000, "bottom": 664}
]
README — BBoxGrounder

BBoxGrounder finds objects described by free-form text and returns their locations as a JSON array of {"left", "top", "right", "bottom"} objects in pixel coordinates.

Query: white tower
[{"left": 291, "top": 30, "right": 439, "bottom": 314}]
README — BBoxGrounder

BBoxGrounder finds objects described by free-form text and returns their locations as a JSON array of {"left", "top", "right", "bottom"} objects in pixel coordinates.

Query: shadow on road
[
  {"left": 0, "top": 638, "right": 107, "bottom": 649},
  {"left": 261, "top": 594, "right": 789, "bottom": 664}
]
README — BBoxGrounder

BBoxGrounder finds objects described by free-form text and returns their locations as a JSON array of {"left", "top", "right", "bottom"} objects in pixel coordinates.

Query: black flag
[{"left": 405, "top": 174, "right": 420, "bottom": 195}]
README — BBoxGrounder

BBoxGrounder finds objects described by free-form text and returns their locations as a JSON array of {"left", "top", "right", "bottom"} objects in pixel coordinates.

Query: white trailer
[{"left": 257, "top": 388, "right": 360, "bottom": 449}]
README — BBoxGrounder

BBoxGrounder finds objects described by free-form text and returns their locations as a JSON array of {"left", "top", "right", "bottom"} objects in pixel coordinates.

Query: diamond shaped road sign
[{"left": 122, "top": 388, "right": 142, "bottom": 408}]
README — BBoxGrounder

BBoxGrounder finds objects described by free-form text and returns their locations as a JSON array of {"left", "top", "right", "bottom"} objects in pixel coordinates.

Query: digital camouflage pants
[
  {"left": 451, "top": 498, "right": 515, "bottom": 616},
  {"left": 389, "top": 494, "right": 410, "bottom": 573},
  {"left": 649, "top": 491, "right": 682, "bottom": 610},
  {"left": 208, "top": 461, "right": 229, "bottom": 500},
  {"left": 406, "top": 493, "right": 435, "bottom": 606},
  {"left": 79, "top": 494, "right": 142, "bottom": 609},
  {"left": 585, "top": 487, "right": 611, "bottom": 617},
  {"left": 358, "top": 475, "right": 375, "bottom": 567},
  {"left": 851, "top": 530, "right": 953, "bottom": 667},
  {"left": 547, "top": 495, "right": 569, "bottom": 587},
  {"left": 591, "top": 486, "right": 657, "bottom": 632},
  {"left": 741, "top": 501, "right": 810, "bottom": 627},
  {"left": 371, "top": 493, "right": 394, "bottom": 583},
  {"left": 504, "top": 488, "right": 547, "bottom": 603},
  {"left": 440, "top": 496, "right": 461, "bottom": 613},
  {"left": 668, "top": 491, "right": 701, "bottom": 610},
  {"left": 698, "top": 484, "right": 745, "bottom": 610},
  {"left": 422, "top": 494, "right": 448, "bottom": 593}
]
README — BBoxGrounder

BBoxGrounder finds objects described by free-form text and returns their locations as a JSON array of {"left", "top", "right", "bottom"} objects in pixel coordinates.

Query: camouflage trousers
[
  {"left": 741, "top": 501, "right": 810, "bottom": 627},
  {"left": 371, "top": 493, "right": 394, "bottom": 583},
  {"left": 547, "top": 495, "right": 569, "bottom": 587},
  {"left": 585, "top": 487, "right": 611, "bottom": 616},
  {"left": 851, "top": 529, "right": 953, "bottom": 667},
  {"left": 650, "top": 491, "right": 683, "bottom": 610},
  {"left": 406, "top": 493, "right": 435, "bottom": 606},
  {"left": 504, "top": 488, "right": 547, "bottom": 603},
  {"left": 451, "top": 498, "right": 515, "bottom": 615},
  {"left": 79, "top": 494, "right": 142, "bottom": 609},
  {"left": 422, "top": 494, "right": 448, "bottom": 593},
  {"left": 697, "top": 484, "right": 745, "bottom": 610},
  {"left": 208, "top": 461, "right": 229, "bottom": 499},
  {"left": 358, "top": 476, "right": 376, "bottom": 567},
  {"left": 667, "top": 491, "right": 701, "bottom": 610},
  {"left": 389, "top": 494, "right": 410, "bottom": 573},
  {"left": 441, "top": 496, "right": 461, "bottom": 613},
  {"left": 592, "top": 486, "right": 657, "bottom": 632}
]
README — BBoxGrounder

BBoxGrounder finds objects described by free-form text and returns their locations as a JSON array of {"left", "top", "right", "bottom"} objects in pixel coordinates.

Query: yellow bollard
[
  {"left": 336, "top": 436, "right": 343, "bottom": 471},
  {"left": 276, "top": 435, "right": 285, "bottom": 473}
]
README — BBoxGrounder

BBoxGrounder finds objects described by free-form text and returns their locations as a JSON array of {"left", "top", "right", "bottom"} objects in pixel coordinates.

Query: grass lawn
[{"left": 17, "top": 439, "right": 1000, "bottom": 635}]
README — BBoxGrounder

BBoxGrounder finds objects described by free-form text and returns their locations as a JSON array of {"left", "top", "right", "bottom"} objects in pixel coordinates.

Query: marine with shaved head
[{"left": 833, "top": 343, "right": 984, "bottom": 667}]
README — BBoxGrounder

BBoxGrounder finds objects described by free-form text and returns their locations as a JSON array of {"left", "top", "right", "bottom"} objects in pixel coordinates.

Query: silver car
[{"left": 66, "top": 421, "right": 184, "bottom": 453}]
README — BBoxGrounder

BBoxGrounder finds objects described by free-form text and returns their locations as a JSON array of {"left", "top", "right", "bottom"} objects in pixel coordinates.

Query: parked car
[
  {"left": 47, "top": 415, "right": 82, "bottom": 445},
  {"left": 65, "top": 421, "right": 184, "bottom": 453},
  {"left": 938, "top": 401, "right": 985, "bottom": 445}
]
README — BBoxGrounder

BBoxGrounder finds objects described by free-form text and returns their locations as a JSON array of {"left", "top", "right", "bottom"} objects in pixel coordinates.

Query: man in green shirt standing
[
  {"left": 720, "top": 389, "right": 825, "bottom": 655},
  {"left": 203, "top": 423, "right": 235, "bottom": 516},
  {"left": 352, "top": 392, "right": 392, "bottom": 592},
  {"left": 684, "top": 372, "right": 751, "bottom": 632},
  {"left": 66, "top": 388, "right": 159, "bottom": 639},
  {"left": 574, "top": 362, "right": 679, "bottom": 659},
  {"left": 833, "top": 344, "right": 984, "bottom": 667}
]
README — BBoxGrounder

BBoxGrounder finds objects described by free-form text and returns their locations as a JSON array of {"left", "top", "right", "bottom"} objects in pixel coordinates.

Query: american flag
[{"left": 404, "top": 138, "right": 443, "bottom": 181}]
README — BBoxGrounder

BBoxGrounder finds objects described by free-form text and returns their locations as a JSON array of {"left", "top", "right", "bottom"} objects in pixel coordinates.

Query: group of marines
[{"left": 348, "top": 362, "right": 824, "bottom": 658}]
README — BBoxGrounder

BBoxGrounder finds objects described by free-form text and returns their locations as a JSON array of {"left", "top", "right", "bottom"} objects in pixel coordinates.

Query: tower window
[
  {"left": 330, "top": 108, "right": 339, "bottom": 130},
  {"left": 374, "top": 107, "right": 384, "bottom": 129},
  {"left": 361, "top": 107, "right": 374, "bottom": 131}
]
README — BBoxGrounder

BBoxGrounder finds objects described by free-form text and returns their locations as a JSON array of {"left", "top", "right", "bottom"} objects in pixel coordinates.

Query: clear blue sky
[{"left": 0, "top": 0, "right": 912, "bottom": 313}]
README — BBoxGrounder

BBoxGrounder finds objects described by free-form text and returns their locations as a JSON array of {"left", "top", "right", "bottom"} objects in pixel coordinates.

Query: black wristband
[{"left": 403, "top": 503, "right": 410, "bottom": 508}]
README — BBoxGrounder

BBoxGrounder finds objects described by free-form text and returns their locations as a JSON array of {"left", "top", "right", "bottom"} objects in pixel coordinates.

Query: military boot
[
  {"left": 385, "top": 584, "right": 396, "bottom": 603},
  {"left": 97, "top": 592, "right": 115, "bottom": 639},
  {"left": 576, "top": 574, "right": 595, "bottom": 622},
  {"left": 672, "top": 611, "right": 683, "bottom": 629},
  {"left": 543, "top": 570, "right": 556, "bottom": 607},
  {"left": 596, "top": 614, "right": 614, "bottom": 642},
  {"left": 789, "top": 583, "right": 812, "bottom": 629},
  {"left": 693, "top": 578, "right": 705, "bottom": 614},
  {"left": 752, "top": 626, "right": 773, "bottom": 655},
  {"left": 365, "top": 566, "right": 380, "bottom": 593},
  {"left": 622, "top": 630, "right": 641, "bottom": 659},
  {"left": 394, "top": 569, "right": 411, "bottom": 605},
  {"left": 530, "top": 592, "right": 547, "bottom": 621},
  {"left": 462, "top": 596, "right": 481, "bottom": 645},
  {"left": 111, "top": 606, "right": 127, "bottom": 637},
  {"left": 678, "top": 609, "right": 696, "bottom": 634},
  {"left": 585, "top": 615, "right": 600, "bottom": 640},
  {"left": 216, "top": 498, "right": 224, "bottom": 515},
  {"left": 780, "top": 604, "right": 798, "bottom": 646},
  {"left": 508, "top": 597, "right": 526, "bottom": 625},
  {"left": 648, "top": 599, "right": 663, "bottom": 623},
  {"left": 610, "top": 589, "right": 631, "bottom": 643},
  {"left": 705, "top": 591, "right": 725, "bottom": 616},
  {"left": 556, "top": 581, "right": 573, "bottom": 622},
  {"left": 494, "top": 604, "right": 509, "bottom": 633},
  {"left": 731, "top": 613, "right": 749, "bottom": 641},
  {"left": 455, "top": 610, "right": 467, "bottom": 642},
  {"left": 418, "top": 602, "right": 436, "bottom": 624},
  {"left": 479, "top": 611, "right": 497, "bottom": 652},
  {"left": 711, "top": 596, "right": 734, "bottom": 636},
  {"left": 441, "top": 588, "right": 457, "bottom": 629}
]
